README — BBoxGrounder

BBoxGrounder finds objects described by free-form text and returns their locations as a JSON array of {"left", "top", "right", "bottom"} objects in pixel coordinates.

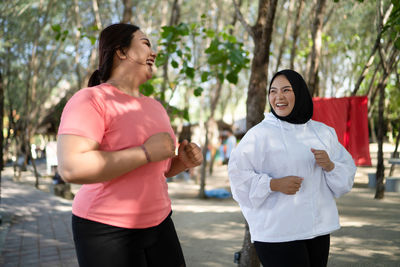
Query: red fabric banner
[{"left": 312, "top": 96, "right": 371, "bottom": 166}]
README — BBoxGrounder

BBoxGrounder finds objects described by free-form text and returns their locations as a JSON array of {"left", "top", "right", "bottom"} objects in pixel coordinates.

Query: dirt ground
[
  {"left": 168, "top": 143, "right": 400, "bottom": 267},
  {"left": 3, "top": 143, "right": 400, "bottom": 267}
]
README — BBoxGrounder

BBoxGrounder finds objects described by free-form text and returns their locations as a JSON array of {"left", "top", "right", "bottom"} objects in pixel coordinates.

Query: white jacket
[{"left": 228, "top": 113, "right": 356, "bottom": 242}]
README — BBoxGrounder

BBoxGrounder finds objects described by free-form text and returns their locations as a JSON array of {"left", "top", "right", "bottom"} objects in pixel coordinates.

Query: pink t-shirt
[{"left": 58, "top": 83, "right": 175, "bottom": 228}]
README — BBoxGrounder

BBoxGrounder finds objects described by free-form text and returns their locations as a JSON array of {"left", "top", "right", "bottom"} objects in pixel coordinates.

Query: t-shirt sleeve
[{"left": 58, "top": 88, "right": 105, "bottom": 144}]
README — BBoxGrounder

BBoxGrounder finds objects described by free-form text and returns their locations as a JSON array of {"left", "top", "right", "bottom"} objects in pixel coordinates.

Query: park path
[{"left": 1, "top": 143, "right": 399, "bottom": 266}]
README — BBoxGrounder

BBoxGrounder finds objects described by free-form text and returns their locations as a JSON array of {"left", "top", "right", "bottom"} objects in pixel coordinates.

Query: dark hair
[
  {"left": 268, "top": 69, "right": 313, "bottom": 124},
  {"left": 88, "top": 23, "right": 140, "bottom": 87}
]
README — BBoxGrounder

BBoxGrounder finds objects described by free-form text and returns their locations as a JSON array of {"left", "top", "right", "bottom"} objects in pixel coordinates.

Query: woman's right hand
[
  {"left": 270, "top": 176, "right": 304, "bottom": 195},
  {"left": 143, "top": 132, "right": 176, "bottom": 162}
]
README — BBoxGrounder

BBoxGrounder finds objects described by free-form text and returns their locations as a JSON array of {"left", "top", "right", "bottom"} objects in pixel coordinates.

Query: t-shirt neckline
[{"left": 102, "top": 83, "right": 145, "bottom": 99}]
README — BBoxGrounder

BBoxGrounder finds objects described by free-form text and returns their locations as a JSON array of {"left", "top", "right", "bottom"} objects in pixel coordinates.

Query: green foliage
[
  {"left": 386, "top": 73, "right": 400, "bottom": 122},
  {"left": 334, "top": 0, "right": 364, "bottom": 2},
  {"left": 51, "top": 24, "right": 99, "bottom": 44},
  {"left": 147, "top": 15, "right": 249, "bottom": 122},
  {"left": 139, "top": 81, "right": 155, "bottom": 96},
  {"left": 51, "top": 24, "right": 69, "bottom": 41},
  {"left": 166, "top": 105, "right": 190, "bottom": 121},
  {"left": 3, "top": 0, "right": 397, "bottom": 137},
  {"left": 383, "top": 0, "right": 400, "bottom": 49},
  {"left": 386, "top": 71, "right": 400, "bottom": 140},
  {"left": 194, "top": 87, "right": 203, "bottom": 96},
  {"left": 204, "top": 29, "right": 249, "bottom": 85}
]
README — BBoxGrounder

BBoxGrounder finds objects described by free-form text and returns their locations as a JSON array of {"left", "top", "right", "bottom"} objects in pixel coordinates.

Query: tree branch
[
  {"left": 322, "top": 6, "right": 334, "bottom": 28},
  {"left": 232, "top": 0, "right": 254, "bottom": 38},
  {"left": 378, "top": 43, "right": 390, "bottom": 75},
  {"left": 351, "top": 2, "right": 393, "bottom": 95}
]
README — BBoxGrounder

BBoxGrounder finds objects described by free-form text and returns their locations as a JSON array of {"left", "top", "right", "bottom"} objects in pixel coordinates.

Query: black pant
[
  {"left": 72, "top": 213, "right": 185, "bottom": 267},
  {"left": 254, "top": 234, "right": 330, "bottom": 267}
]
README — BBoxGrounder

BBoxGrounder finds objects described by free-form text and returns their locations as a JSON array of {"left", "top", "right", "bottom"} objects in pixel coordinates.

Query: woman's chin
[
  {"left": 274, "top": 110, "right": 290, "bottom": 117},
  {"left": 145, "top": 72, "right": 153, "bottom": 80}
]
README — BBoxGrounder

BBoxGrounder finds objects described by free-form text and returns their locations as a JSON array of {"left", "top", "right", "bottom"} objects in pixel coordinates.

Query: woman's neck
[{"left": 105, "top": 77, "right": 141, "bottom": 97}]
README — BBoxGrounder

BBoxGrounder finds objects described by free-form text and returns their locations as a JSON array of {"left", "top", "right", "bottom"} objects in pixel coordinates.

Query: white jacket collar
[{"left": 263, "top": 112, "right": 302, "bottom": 130}]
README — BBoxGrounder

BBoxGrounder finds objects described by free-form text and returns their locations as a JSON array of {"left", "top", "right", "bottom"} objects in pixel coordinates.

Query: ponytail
[
  {"left": 88, "top": 24, "right": 140, "bottom": 88},
  {"left": 87, "top": 55, "right": 112, "bottom": 87},
  {"left": 88, "top": 69, "right": 101, "bottom": 87}
]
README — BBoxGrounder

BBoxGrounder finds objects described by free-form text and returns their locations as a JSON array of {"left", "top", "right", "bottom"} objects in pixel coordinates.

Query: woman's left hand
[
  {"left": 178, "top": 140, "right": 203, "bottom": 168},
  {"left": 311, "top": 148, "right": 335, "bottom": 172}
]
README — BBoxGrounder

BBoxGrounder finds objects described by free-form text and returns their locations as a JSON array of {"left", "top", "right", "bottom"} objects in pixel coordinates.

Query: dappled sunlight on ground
[
  {"left": 1, "top": 142, "right": 399, "bottom": 266},
  {"left": 331, "top": 173, "right": 400, "bottom": 266},
  {"left": 330, "top": 233, "right": 399, "bottom": 264},
  {"left": 339, "top": 220, "right": 372, "bottom": 228},
  {"left": 182, "top": 221, "right": 244, "bottom": 240},
  {"left": 170, "top": 186, "right": 245, "bottom": 266},
  {"left": 172, "top": 202, "right": 241, "bottom": 213}
]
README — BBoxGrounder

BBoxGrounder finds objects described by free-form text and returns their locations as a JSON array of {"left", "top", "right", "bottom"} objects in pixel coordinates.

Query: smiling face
[
  {"left": 121, "top": 30, "right": 157, "bottom": 79},
  {"left": 269, "top": 75, "right": 295, "bottom": 117}
]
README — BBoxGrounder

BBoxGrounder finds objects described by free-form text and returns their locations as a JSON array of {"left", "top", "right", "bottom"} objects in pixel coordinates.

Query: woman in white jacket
[{"left": 228, "top": 69, "right": 356, "bottom": 267}]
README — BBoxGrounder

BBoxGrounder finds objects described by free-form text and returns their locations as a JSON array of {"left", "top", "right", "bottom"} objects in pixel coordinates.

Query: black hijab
[{"left": 268, "top": 69, "right": 313, "bottom": 124}]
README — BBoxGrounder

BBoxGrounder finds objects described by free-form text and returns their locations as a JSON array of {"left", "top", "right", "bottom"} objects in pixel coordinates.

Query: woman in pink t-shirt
[{"left": 57, "top": 23, "right": 203, "bottom": 267}]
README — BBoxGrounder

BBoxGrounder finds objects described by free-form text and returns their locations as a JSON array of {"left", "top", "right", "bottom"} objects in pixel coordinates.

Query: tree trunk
[
  {"left": 121, "top": 0, "right": 134, "bottom": 23},
  {"left": 374, "top": 45, "right": 399, "bottom": 199},
  {"left": 307, "top": 0, "right": 327, "bottom": 96},
  {"left": 161, "top": 0, "right": 180, "bottom": 101},
  {"left": 25, "top": 137, "right": 40, "bottom": 188},
  {"left": 375, "top": 81, "right": 385, "bottom": 199},
  {"left": 289, "top": 0, "right": 304, "bottom": 70},
  {"left": 74, "top": 0, "right": 83, "bottom": 89},
  {"left": 24, "top": 44, "right": 36, "bottom": 182},
  {"left": 92, "top": 0, "right": 102, "bottom": 29},
  {"left": 4, "top": 46, "right": 13, "bottom": 162},
  {"left": 24, "top": 0, "right": 54, "bottom": 183},
  {"left": 199, "top": 121, "right": 209, "bottom": 199},
  {"left": 369, "top": 116, "right": 377, "bottom": 143},
  {"left": 238, "top": 223, "right": 260, "bottom": 267},
  {"left": 208, "top": 148, "right": 218, "bottom": 176},
  {"left": 367, "top": 65, "right": 380, "bottom": 107},
  {"left": 246, "top": 0, "right": 278, "bottom": 131},
  {"left": 234, "top": 0, "right": 278, "bottom": 265},
  {"left": 275, "top": 0, "right": 294, "bottom": 73},
  {"left": 389, "top": 124, "right": 400, "bottom": 176},
  {"left": 80, "top": 0, "right": 103, "bottom": 88},
  {"left": 199, "top": 80, "right": 223, "bottom": 199},
  {"left": 0, "top": 70, "right": 2, "bottom": 220},
  {"left": 368, "top": 47, "right": 399, "bottom": 115},
  {"left": 0, "top": 71, "right": 3, "bottom": 171},
  {"left": 5, "top": 99, "right": 14, "bottom": 161},
  {"left": 207, "top": 1, "right": 242, "bottom": 177}
]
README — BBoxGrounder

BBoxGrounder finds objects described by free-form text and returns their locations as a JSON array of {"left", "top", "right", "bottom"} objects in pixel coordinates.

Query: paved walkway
[
  {"left": 1, "top": 143, "right": 400, "bottom": 266},
  {"left": 1, "top": 169, "right": 77, "bottom": 267}
]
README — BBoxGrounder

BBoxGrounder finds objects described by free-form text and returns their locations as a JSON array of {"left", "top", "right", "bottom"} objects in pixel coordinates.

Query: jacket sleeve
[
  {"left": 324, "top": 127, "right": 356, "bottom": 198},
  {"left": 228, "top": 132, "right": 273, "bottom": 209}
]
